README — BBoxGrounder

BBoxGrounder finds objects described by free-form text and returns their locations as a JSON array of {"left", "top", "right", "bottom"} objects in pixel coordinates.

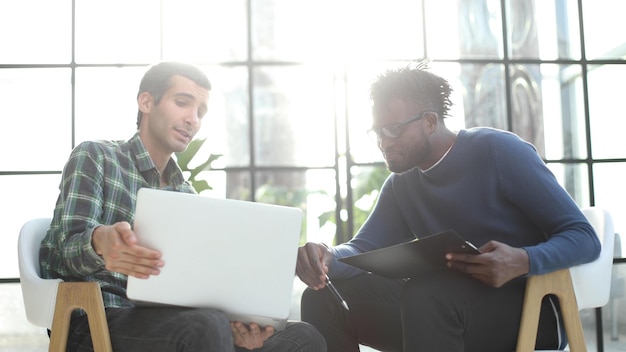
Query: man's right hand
[
  {"left": 296, "top": 242, "right": 333, "bottom": 290},
  {"left": 91, "top": 221, "right": 163, "bottom": 278}
]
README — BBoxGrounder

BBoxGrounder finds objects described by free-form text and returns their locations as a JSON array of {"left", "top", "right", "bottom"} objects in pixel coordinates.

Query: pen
[{"left": 325, "top": 275, "right": 349, "bottom": 310}]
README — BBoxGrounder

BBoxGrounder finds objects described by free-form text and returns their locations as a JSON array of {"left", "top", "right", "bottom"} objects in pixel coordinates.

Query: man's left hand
[
  {"left": 230, "top": 321, "right": 274, "bottom": 350},
  {"left": 445, "top": 240, "right": 530, "bottom": 288}
]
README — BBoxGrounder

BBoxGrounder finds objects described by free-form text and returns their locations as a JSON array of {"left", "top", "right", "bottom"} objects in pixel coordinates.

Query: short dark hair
[
  {"left": 136, "top": 62, "right": 211, "bottom": 128},
  {"left": 370, "top": 61, "right": 453, "bottom": 118}
]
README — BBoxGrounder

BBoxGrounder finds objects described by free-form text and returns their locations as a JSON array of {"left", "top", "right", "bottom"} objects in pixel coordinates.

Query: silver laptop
[{"left": 126, "top": 188, "right": 303, "bottom": 330}]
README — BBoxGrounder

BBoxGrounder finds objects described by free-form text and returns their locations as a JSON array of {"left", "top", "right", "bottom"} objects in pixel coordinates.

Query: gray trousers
[{"left": 66, "top": 307, "right": 326, "bottom": 352}]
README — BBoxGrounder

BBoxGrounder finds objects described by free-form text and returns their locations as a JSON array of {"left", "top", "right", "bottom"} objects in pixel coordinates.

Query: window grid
[
  {"left": 1, "top": 2, "right": 625, "bottom": 266},
  {"left": 2, "top": 2, "right": 626, "bottom": 350}
]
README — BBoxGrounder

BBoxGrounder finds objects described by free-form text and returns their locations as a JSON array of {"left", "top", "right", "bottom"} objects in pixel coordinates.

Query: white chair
[
  {"left": 18, "top": 218, "right": 112, "bottom": 352},
  {"left": 516, "top": 207, "right": 615, "bottom": 352}
]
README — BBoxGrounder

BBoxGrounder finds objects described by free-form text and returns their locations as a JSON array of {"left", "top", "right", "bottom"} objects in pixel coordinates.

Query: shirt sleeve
[
  {"left": 41, "top": 142, "right": 108, "bottom": 278},
  {"left": 493, "top": 133, "right": 601, "bottom": 275}
]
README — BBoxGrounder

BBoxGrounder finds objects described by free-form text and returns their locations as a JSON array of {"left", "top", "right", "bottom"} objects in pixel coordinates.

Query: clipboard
[{"left": 338, "top": 229, "right": 480, "bottom": 279}]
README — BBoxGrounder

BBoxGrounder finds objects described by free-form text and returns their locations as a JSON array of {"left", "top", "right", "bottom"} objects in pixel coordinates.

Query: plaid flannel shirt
[{"left": 40, "top": 133, "right": 195, "bottom": 308}]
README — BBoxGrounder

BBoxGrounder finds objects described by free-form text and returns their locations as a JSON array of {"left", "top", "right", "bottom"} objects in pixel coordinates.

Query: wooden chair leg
[
  {"left": 49, "top": 282, "right": 113, "bottom": 352},
  {"left": 517, "top": 273, "right": 545, "bottom": 352},
  {"left": 516, "top": 269, "right": 587, "bottom": 352},
  {"left": 555, "top": 278, "right": 586, "bottom": 352}
]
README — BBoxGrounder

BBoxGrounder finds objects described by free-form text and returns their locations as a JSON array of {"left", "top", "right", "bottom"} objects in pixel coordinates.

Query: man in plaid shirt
[{"left": 40, "top": 62, "right": 325, "bottom": 352}]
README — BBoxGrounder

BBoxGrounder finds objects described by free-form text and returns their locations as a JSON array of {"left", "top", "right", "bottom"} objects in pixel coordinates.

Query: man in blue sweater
[{"left": 295, "top": 63, "right": 600, "bottom": 352}]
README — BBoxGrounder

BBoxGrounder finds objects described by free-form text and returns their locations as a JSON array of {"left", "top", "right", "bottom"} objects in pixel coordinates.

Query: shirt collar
[
  {"left": 126, "top": 133, "right": 154, "bottom": 173},
  {"left": 125, "top": 133, "right": 187, "bottom": 187},
  {"left": 422, "top": 138, "right": 456, "bottom": 173}
]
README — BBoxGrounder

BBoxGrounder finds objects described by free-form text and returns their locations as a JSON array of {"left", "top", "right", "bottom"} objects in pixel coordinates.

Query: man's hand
[
  {"left": 91, "top": 221, "right": 163, "bottom": 278},
  {"left": 445, "top": 240, "right": 530, "bottom": 288},
  {"left": 296, "top": 242, "right": 333, "bottom": 290},
  {"left": 230, "top": 322, "right": 274, "bottom": 350}
]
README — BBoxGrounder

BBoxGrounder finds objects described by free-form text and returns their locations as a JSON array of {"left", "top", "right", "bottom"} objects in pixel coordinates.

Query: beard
[
  {"left": 388, "top": 163, "right": 419, "bottom": 175},
  {"left": 384, "top": 132, "right": 432, "bottom": 174}
]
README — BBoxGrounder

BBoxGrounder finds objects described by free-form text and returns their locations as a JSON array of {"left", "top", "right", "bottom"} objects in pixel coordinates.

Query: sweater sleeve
[
  {"left": 328, "top": 175, "right": 416, "bottom": 278},
  {"left": 493, "top": 133, "right": 600, "bottom": 275}
]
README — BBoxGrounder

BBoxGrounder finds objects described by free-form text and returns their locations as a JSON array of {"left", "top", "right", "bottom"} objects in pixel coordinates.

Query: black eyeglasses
[{"left": 368, "top": 111, "right": 437, "bottom": 142}]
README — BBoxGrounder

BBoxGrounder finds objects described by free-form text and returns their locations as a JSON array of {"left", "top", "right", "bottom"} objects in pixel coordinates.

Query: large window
[{"left": 1, "top": 0, "right": 626, "bottom": 348}]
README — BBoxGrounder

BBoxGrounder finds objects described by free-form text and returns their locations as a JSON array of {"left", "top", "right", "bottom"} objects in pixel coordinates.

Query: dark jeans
[
  {"left": 66, "top": 307, "right": 326, "bottom": 352},
  {"left": 301, "top": 271, "right": 561, "bottom": 352}
]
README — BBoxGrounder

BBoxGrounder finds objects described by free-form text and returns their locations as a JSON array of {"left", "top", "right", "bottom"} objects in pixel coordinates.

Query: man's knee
[
  {"left": 400, "top": 271, "right": 471, "bottom": 314},
  {"left": 301, "top": 287, "right": 327, "bottom": 318},
  {"left": 180, "top": 309, "right": 234, "bottom": 349},
  {"left": 276, "top": 322, "right": 327, "bottom": 352},
  {"left": 301, "top": 287, "right": 319, "bottom": 302},
  {"left": 298, "top": 322, "right": 327, "bottom": 352}
]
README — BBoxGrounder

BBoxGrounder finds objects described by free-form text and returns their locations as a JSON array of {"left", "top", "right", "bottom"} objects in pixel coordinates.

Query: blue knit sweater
[{"left": 329, "top": 127, "right": 601, "bottom": 279}]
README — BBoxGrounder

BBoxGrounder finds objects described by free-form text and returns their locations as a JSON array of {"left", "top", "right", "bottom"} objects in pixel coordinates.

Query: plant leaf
[
  {"left": 176, "top": 138, "right": 206, "bottom": 170},
  {"left": 191, "top": 179, "right": 212, "bottom": 193},
  {"left": 318, "top": 210, "right": 334, "bottom": 227}
]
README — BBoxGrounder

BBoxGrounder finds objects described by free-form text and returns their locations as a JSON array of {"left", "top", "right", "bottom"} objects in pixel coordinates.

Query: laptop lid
[{"left": 126, "top": 188, "right": 303, "bottom": 330}]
